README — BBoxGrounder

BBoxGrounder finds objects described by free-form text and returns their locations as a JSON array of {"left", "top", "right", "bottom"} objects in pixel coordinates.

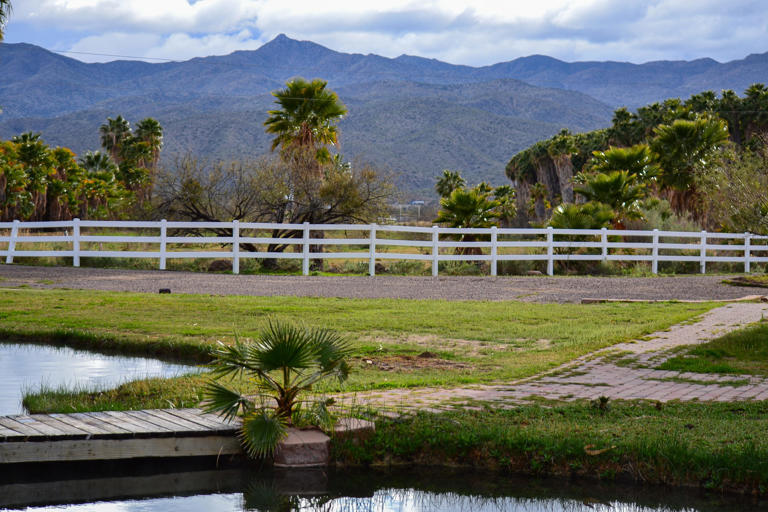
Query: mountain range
[{"left": 2, "top": 35, "right": 768, "bottom": 196}]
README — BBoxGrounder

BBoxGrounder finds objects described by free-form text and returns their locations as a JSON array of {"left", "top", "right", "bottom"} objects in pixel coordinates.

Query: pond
[
  {"left": 1, "top": 466, "right": 765, "bottom": 511},
  {"left": 0, "top": 341, "right": 198, "bottom": 415}
]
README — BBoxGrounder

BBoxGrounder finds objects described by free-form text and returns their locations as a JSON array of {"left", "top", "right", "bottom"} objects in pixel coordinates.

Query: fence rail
[{"left": 1, "top": 219, "right": 767, "bottom": 276}]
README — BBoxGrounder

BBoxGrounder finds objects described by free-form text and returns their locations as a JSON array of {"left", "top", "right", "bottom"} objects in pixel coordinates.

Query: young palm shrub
[{"left": 204, "top": 320, "right": 352, "bottom": 458}]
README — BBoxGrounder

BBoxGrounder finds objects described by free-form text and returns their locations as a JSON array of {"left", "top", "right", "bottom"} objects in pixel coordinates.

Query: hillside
[{"left": 1, "top": 35, "right": 767, "bottom": 195}]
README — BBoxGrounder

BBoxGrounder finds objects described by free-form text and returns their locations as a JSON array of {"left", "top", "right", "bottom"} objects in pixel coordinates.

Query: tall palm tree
[
  {"left": 264, "top": 78, "right": 347, "bottom": 168},
  {"left": 0, "top": 0, "right": 11, "bottom": 41},
  {"left": 99, "top": 116, "right": 131, "bottom": 164},
  {"left": 650, "top": 116, "right": 729, "bottom": 216},
  {"left": 135, "top": 118, "right": 163, "bottom": 170},
  {"left": 547, "top": 129, "right": 577, "bottom": 203}
]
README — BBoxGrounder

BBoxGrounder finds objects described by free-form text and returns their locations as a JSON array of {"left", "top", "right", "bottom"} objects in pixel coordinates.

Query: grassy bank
[
  {"left": 334, "top": 400, "right": 768, "bottom": 495},
  {"left": 1, "top": 288, "right": 714, "bottom": 393}
]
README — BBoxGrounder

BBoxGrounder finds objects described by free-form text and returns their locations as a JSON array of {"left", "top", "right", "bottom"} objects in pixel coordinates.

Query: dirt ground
[{"left": 0, "top": 264, "right": 763, "bottom": 303}]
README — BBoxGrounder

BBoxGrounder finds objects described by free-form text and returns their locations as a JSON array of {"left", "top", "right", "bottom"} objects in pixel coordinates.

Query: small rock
[
  {"left": 526, "top": 270, "right": 543, "bottom": 276},
  {"left": 158, "top": 288, "right": 171, "bottom": 294}
]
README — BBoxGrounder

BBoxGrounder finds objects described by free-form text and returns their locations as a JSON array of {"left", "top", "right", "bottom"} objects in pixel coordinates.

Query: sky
[{"left": 4, "top": 0, "right": 768, "bottom": 65}]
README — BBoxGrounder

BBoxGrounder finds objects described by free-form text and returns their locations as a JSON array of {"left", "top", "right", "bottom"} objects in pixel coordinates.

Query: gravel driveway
[{"left": 0, "top": 265, "right": 762, "bottom": 303}]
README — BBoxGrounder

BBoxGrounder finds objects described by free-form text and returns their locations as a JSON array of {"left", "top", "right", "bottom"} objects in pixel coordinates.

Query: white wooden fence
[{"left": 1, "top": 219, "right": 767, "bottom": 276}]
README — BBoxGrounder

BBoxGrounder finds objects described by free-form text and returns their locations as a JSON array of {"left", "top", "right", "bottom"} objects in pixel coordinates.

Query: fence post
[
  {"left": 302, "top": 222, "right": 310, "bottom": 276},
  {"left": 700, "top": 230, "right": 707, "bottom": 274},
  {"left": 232, "top": 220, "right": 240, "bottom": 275},
  {"left": 490, "top": 226, "right": 498, "bottom": 277},
  {"left": 369, "top": 223, "right": 377, "bottom": 276},
  {"left": 601, "top": 227, "right": 608, "bottom": 263},
  {"left": 744, "top": 232, "right": 751, "bottom": 274},
  {"left": 5, "top": 219, "right": 19, "bottom": 264},
  {"left": 432, "top": 225, "right": 439, "bottom": 277},
  {"left": 72, "top": 218, "right": 80, "bottom": 267},
  {"left": 159, "top": 219, "right": 167, "bottom": 270},
  {"left": 652, "top": 229, "right": 659, "bottom": 275},
  {"left": 546, "top": 226, "right": 554, "bottom": 276}
]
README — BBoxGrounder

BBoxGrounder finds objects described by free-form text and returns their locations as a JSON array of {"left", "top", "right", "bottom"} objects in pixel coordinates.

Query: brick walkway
[{"left": 344, "top": 302, "right": 768, "bottom": 411}]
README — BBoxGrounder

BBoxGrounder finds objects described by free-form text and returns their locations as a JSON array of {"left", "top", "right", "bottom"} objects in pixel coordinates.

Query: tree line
[
  {"left": 0, "top": 116, "right": 162, "bottom": 222},
  {"left": 500, "top": 84, "right": 768, "bottom": 234}
]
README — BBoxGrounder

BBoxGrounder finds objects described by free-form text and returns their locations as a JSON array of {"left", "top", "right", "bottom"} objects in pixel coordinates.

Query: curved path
[
  {"left": 341, "top": 302, "right": 768, "bottom": 411},
  {"left": 0, "top": 265, "right": 762, "bottom": 303}
]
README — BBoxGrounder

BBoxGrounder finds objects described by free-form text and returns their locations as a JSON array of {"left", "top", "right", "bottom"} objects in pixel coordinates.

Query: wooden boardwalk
[{"left": 0, "top": 408, "right": 242, "bottom": 464}]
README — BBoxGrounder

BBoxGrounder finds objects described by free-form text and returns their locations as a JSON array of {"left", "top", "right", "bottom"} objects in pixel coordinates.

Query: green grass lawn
[
  {"left": 658, "top": 322, "right": 768, "bottom": 376},
  {"left": 0, "top": 286, "right": 715, "bottom": 411},
  {"left": 335, "top": 400, "right": 768, "bottom": 494}
]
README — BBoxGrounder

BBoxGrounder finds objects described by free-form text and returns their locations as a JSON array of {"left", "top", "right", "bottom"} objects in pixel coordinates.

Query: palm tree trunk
[{"left": 552, "top": 154, "right": 574, "bottom": 203}]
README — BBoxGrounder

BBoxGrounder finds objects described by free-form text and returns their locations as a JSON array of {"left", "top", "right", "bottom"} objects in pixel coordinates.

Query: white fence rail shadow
[{"left": 1, "top": 219, "right": 767, "bottom": 276}]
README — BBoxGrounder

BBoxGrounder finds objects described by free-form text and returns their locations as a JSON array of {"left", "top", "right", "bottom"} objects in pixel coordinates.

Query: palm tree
[
  {"left": 575, "top": 171, "right": 646, "bottom": 228},
  {"left": 650, "top": 116, "right": 729, "bottom": 216},
  {"left": 264, "top": 79, "right": 347, "bottom": 269},
  {"left": 589, "top": 144, "right": 659, "bottom": 182},
  {"left": 99, "top": 116, "right": 131, "bottom": 164},
  {"left": 549, "top": 202, "right": 614, "bottom": 230},
  {"left": 204, "top": 320, "right": 352, "bottom": 458},
  {"left": 264, "top": 78, "right": 347, "bottom": 169},
  {"left": 135, "top": 118, "right": 163, "bottom": 171},
  {"left": 435, "top": 170, "right": 466, "bottom": 198},
  {"left": 0, "top": 0, "right": 11, "bottom": 41},
  {"left": 435, "top": 188, "right": 499, "bottom": 255},
  {"left": 547, "top": 129, "right": 577, "bottom": 203},
  {"left": 78, "top": 151, "right": 117, "bottom": 174}
]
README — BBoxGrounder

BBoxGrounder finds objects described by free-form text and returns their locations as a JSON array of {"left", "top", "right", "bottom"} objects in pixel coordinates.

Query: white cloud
[{"left": 10, "top": 0, "right": 768, "bottom": 64}]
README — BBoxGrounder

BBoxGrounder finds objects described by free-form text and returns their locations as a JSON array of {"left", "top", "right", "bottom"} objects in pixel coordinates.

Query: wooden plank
[
  {"left": 15, "top": 416, "right": 74, "bottom": 436},
  {"left": 49, "top": 414, "right": 113, "bottom": 436},
  {"left": 0, "top": 417, "right": 51, "bottom": 437},
  {"left": 140, "top": 410, "right": 210, "bottom": 432},
  {"left": 84, "top": 412, "right": 155, "bottom": 435},
  {"left": 80, "top": 412, "right": 139, "bottom": 435},
  {"left": 70, "top": 413, "right": 131, "bottom": 435},
  {"left": 165, "top": 409, "right": 237, "bottom": 431},
  {"left": 101, "top": 411, "right": 173, "bottom": 434},
  {"left": 127, "top": 410, "right": 192, "bottom": 432},
  {"left": 0, "top": 436, "right": 242, "bottom": 464},
  {"left": 0, "top": 424, "right": 25, "bottom": 438},
  {"left": 28, "top": 415, "right": 88, "bottom": 437}
]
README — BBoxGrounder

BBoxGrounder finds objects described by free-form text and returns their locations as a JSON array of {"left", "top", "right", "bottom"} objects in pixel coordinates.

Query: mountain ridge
[{"left": 1, "top": 36, "right": 767, "bottom": 195}]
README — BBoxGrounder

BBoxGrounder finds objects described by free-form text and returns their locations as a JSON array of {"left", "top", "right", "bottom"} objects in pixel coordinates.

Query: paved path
[
  {"left": 0, "top": 265, "right": 762, "bottom": 303},
  {"left": 342, "top": 302, "right": 768, "bottom": 411}
]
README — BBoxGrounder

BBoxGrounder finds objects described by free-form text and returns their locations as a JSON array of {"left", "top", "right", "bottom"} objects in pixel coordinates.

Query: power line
[{"left": 54, "top": 50, "right": 175, "bottom": 61}]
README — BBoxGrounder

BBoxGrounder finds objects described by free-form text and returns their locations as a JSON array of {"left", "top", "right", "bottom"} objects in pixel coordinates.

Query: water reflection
[
  {"left": 1, "top": 467, "right": 764, "bottom": 512},
  {"left": 0, "top": 342, "right": 198, "bottom": 415}
]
